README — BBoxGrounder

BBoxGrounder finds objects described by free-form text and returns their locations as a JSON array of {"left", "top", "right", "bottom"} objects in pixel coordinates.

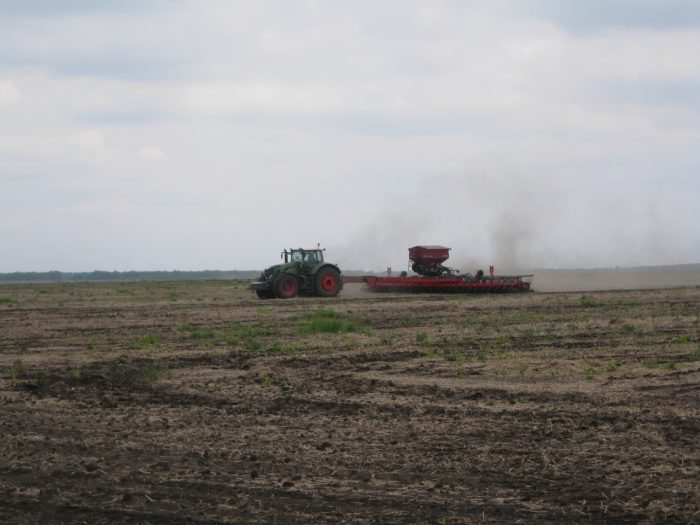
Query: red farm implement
[{"left": 364, "top": 246, "right": 533, "bottom": 293}]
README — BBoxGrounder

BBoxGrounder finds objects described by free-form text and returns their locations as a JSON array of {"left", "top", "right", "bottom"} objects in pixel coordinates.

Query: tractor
[{"left": 250, "top": 247, "right": 343, "bottom": 299}]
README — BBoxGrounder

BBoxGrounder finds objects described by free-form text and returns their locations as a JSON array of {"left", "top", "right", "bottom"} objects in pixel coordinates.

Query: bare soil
[{"left": 1, "top": 281, "right": 699, "bottom": 523}]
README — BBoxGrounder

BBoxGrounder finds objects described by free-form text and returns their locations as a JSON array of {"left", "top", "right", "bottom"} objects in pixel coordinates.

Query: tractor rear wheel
[
  {"left": 274, "top": 274, "right": 299, "bottom": 299},
  {"left": 315, "top": 267, "right": 341, "bottom": 297}
]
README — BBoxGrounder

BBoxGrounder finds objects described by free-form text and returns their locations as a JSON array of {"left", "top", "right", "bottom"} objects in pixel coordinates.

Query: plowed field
[{"left": 1, "top": 282, "right": 699, "bottom": 523}]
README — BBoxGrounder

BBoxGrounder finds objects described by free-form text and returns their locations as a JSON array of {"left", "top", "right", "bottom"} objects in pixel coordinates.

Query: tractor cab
[{"left": 282, "top": 248, "right": 325, "bottom": 265}]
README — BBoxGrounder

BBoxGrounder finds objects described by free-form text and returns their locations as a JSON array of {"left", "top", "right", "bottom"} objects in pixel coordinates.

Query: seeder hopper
[{"left": 363, "top": 246, "right": 533, "bottom": 293}]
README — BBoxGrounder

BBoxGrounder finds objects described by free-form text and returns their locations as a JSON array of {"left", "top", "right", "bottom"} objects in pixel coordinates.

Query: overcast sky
[{"left": 1, "top": 0, "right": 699, "bottom": 272}]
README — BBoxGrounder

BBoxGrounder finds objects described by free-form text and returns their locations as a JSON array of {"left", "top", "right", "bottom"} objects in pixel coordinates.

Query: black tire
[
  {"left": 315, "top": 267, "right": 341, "bottom": 297},
  {"left": 273, "top": 274, "right": 299, "bottom": 299},
  {"left": 256, "top": 289, "right": 274, "bottom": 299}
]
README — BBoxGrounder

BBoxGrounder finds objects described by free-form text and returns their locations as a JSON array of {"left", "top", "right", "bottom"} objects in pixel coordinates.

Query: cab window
[{"left": 303, "top": 251, "right": 317, "bottom": 264}]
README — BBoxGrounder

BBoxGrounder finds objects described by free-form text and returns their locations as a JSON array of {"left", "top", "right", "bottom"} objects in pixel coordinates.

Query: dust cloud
[
  {"left": 531, "top": 266, "right": 700, "bottom": 292},
  {"left": 334, "top": 164, "right": 699, "bottom": 278},
  {"left": 340, "top": 283, "right": 375, "bottom": 297}
]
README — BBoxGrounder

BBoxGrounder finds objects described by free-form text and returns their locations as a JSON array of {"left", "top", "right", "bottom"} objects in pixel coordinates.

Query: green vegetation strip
[{"left": 298, "top": 309, "right": 367, "bottom": 334}]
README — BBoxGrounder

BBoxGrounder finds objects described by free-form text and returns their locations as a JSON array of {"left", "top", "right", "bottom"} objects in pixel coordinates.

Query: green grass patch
[
  {"left": 137, "top": 334, "right": 161, "bottom": 348},
  {"left": 267, "top": 342, "right": 297, "bottom": 355},
  {"left": 615, "top": 300, "right": 641, "bottom": 307},
  {"left": 225, "top": 323, "right": 280, "bottom": 351},
  {"left": 580, "top": 295, "right": 601, "bottom": 307},
  {"left": 422, "top": 347, "right": 439, "bottom": 360},
  {"left": 117, "top": 288, "right": 135, "bottom": 296},
  {"left": 229, "top": 324, "right": 278, "bottom": 337},
  {"left": 508, "top": 312, "right": 538, "bottom": 323},
  {"left": 415, "top": 331, "right": 428, "bottom": 344},
  {"left": 495, "top": 334, "right": 510, "bottom": 345},
  {"left": 619, "top": 324, "right": 635, "bottom": 334},
  {"left": 520, "top": 328, "right": 535, "bottom": 338},
  {"left": 0, "top": 297, "right": 18, "bottom": 305},
  {"left": 179, "top": 323, "right": 217, "bottom": 340},
  {"left": 674, "top": 335, "right": 691, "bottom": 344},
  {"left": 435, "top": 335, "right": 452, "bottom": 346},
  {"left": 140, "top": 364, "right": 172, "bottom": 384},
  {"left": 406, "top": 316, "right": 421, "bottom": 327},
  {"left": 482, "top": 345, "right": 519, "bottom": 360},
  {"left": 445, "top": 348, "right": 465, "bottom": 362},
  {"left": 344, "top": 338, "right": 360, "bottom": 350},
  {"left": 298, "top": 309, "right": 364, "bottom": 334},
  {"left": 686, "top": 347, "right": 700, "bottom": 362},
  {"left": 8, "top": 359, "right": 27, "bottom": 380},
  {"left": 245, "top": 339, "right": 262, "bottom": 351}
]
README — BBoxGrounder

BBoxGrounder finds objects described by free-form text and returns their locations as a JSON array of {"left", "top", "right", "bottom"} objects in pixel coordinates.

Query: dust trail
[
  {"left": 334, "top": 168, "right": 556, "bottom": 272},
  {"left": 340, "top": 282, "right": 375, "bottom": 297},
  {"left": 334, "top": 164, "right": 698, "bottom": 273},
  {"left": 532, "top": 266, "right": 700, "bottom": 292}
]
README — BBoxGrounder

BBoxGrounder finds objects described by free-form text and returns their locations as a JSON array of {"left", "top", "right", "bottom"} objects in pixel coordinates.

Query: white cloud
[
  {"left": 138, "top": 146, "right": 166, "bottom": 160},
  {"left": 67, "top": 129, "right": 105, "bottom": 149},
  {"left": 0, "top": 81, "right": 20, "bottom": 104},
  {"left": 181, "top": 82, "right": 347, "bottom": 116}
]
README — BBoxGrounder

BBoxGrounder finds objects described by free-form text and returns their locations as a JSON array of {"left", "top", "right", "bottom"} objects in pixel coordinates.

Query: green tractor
[{"left": 250, "top": 247, "right": 343, "bottom": 299}]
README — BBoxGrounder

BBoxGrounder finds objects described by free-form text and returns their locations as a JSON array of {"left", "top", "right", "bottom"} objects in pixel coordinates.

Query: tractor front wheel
[
  {"left": 256, "top": 289, "right": 274, "bottom": 299},
  {"left": 315, "top": 267, "right": 341, "bottom": 297},
  {"left": 274, "top": 274, "right": 299, "bottom": 299}
]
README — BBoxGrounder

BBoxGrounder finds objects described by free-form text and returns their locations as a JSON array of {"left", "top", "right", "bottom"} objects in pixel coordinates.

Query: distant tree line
[
  {"left": 1, "top": 264, "right": 697, "bottom": 284},
  {"left": 0, "top": 270, "right": 261, "bottom": 284}
]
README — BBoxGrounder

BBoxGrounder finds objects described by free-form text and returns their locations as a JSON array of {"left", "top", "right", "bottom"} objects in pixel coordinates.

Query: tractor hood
[
  {"left": 263, "top": 264, "right": 281, "bottom": 276},
  {"left": 258, "top": 264, "right": 280, "bottom": 281},
  {"left": 261, "top": 262, "right": 297, "bottom": 278}
]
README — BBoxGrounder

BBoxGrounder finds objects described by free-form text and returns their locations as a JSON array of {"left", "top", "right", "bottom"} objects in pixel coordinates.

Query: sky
[{"left": 1, "top": 0, "right": 699, "bottom": 272}]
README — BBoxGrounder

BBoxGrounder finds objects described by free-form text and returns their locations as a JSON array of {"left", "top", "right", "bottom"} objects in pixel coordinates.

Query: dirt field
[{"left": 1, "top": 281, "right": 699, "bottom": 523}]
